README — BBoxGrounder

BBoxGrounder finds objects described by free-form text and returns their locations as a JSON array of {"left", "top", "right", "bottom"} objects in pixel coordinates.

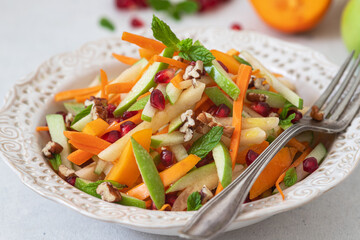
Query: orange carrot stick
[
  {"left": 36, "top": 126, "right": 49, "bottom": 132},
  {"left": 69, "top": 140, "right": 109, "bottom": 155},
  {"left": 122, "top": 32, "right": 166, "bottom": 53},
  {"left": 54, "top": 86, "right": 101, "bottom": 102},
  {"left": 170, "top": 71, "right": 184, "bottom": 89},
  {"left": 100, "top": 69, "right": 108, "bottom": 99},
  {"left": 210, "top": 49, "right": 241, "bottom": 75},
  {"left": 157, "top": 125, "right": 169, "bottom": 135},
  {"left": 275, "top": 147, "right": 312, "bottom": 200},
  {"left": 153, "top": 55, "right": 188, "bottom": 69},
  {"left": 64, "top": 131, "right": 111, "bottom": 150},
  {"left": 139, "top": 48, "right": 157, "bottom": 60},
  {"left": 112, "top": 53, "right": 139, "bottom": 65},
  {"left": 75, "top": 93, "right": 94, "bottom": 103},
  {"left": 287, "top": 138, "right": 306, "bottom": 152},
  {"left": 226, "top": 49, "right": 240, "bottom": 56},
  {"left": 159, "top": 204, "right": 171, "bottom": 211},
  {"left": 105, "top": 82, "right": 135, "bottom": 94},
  {"left": 67, "top": 150, "right": 93, "bottom": 165},
  {"left": 194, "top": 95, "right": 209, "bottom": 111},
  {"left": 126, "top": 154, "right": 200, "bottom": 200}
]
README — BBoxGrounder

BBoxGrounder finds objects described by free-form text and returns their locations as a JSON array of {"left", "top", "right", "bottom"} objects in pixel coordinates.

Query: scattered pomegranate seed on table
[
  {"left": 154, "top": 69, "right": 175, "bottom": 84},
  {"left": 246, "top": 150, "right": 259, "bottom": 166},
  {"left": 303, "top": 157, "right": 319, "bottom": 173},
  {"left": 231, "top": 23, "right": 242, "bottom": 31},
  {"left": 150, "top": 89, "right": 165, "bottom": 110},
  {"left": 160, "top": 150, "right": 174, "bottom": 167},
  {"left": 131, "top": 17, "right": 144, "bottom": 28}
]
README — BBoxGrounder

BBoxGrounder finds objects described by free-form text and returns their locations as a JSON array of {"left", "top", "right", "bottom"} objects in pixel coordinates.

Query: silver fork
[{"left": 179, "top": 51, "right": 360, "bottom": 240}]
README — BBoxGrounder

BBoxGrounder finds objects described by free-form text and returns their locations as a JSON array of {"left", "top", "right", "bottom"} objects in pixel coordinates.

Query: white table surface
[{"left": 1, "top": 0, "right": 359, "bottom": 239}]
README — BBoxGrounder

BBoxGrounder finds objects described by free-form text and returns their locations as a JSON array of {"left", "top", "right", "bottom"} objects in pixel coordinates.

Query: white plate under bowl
[{"left": 1, "top": 29, "right": 359, "bottom": 236}]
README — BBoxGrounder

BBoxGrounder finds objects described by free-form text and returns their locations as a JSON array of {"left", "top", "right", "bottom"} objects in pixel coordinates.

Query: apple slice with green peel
[
  {"left": 204, "top": 60, "right": 240, "bottom": 100},
  {"left": 64, "top": 102, "right": 85, "bottom": 115},
  {"left": 212, "top": 142, "right": 232, "bottom": 188},
  {"left": 169, "top": 144, "right": 188, "bottom": 162},
  {"left": 246, "top": 89, "right": 287, "bottom": 108},
  {"left": 166, "top": 163, "right": 217, "bottom": 193},
  {"left": 141, "top": 84, "right": 167, "bottom": 122},
  {"left": 150, "top": 131, "right": 185, "bottom": 148},
  {"left": 166, "top": 82, "right": 182, "bottom": 104},
  {"left": 46, "top": 114, "right": 72, "bottom": 169},
  {"left": 150, "top": 151, "right": 161, "bottom": 166},
  {"left": 127, "top": 95, "right": 150, "bottom": 111},
  {"left": 204, "top": 87, "right": 233, "bottom": 110},
  {"left": 168, "top": 114, "right": 183, "bottom": 133},
  {"left": 71, "top": 104, "right": 93, "bottom": 131},
  {"left": 131, "top": 137, "right": 165, "bottom": 209},
  {"left": 242, "top": 117, "right": 280, "bottom": 131},
  {"left": 114, "top": 48, "right": 174, "bottom": 117}
]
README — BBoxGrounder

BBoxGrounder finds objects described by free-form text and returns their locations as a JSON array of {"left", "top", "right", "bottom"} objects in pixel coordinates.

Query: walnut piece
[
  {"left": 42, "top": 141, "right": 63, "bottom": 158},
  {"left": 85, "top": 96, "right": 108, "bottom": 121},
  {"left": 254, "top": 78, "right": 270, "bottom": 91},
  {"left": 246, "top": 92, "right": 268, "bottom": 102},
  {"left": 96, "top": 182, "right": 122, "bottom": 203},
  {"left": 196, "top": 112, "right": 234, "bottom": 138},
  {"left": 65, "top": 113, "right": 74, "bottom": 128},
  {"left": 310, "top": 105, "right": 324, "bottom": 121},
  {"left": 183, "top": 60, "right": 204, "bottom": 87},
  {"left": 179, "top": 110, "right": 195, "bottom": 142},
  {"left": 200, "top": 185, "right": 213, "bottom": 204},
  {"left": 58, "top": 164, "right": 75, "bottom": 179}
]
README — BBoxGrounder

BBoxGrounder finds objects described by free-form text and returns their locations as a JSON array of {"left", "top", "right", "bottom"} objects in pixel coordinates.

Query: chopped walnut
[
  {"left": 65, "top": 113, "right": 74, "bottom": 128},
  {"left": 196, "top": 112, "right": 234, "bottom": 138},
  {"left": 310, "top": 105, "right": 324, "bottom": 121},
  {"left": 183, "top": 60, "right": 204, "bottom": 87},
  {"left": 179, "top": 110, "right": 195, "bottom": 142},
  {"left": 58, "top": 164, "right": 75, "bottom": 179},
  {"left": 254, "top": 78, "right": 270, "bottom": 91},
  {"left": 42, "top": 141, "right": 63, "bottom": 158},
  {"left": 200, "top": 185, "right": 213, "bottom": 204},
  {"left": 96, "top": 182, "right": 122, "bottom": 203},
  {"left": 246, "top": 92, "right": 268, "bottom": 102},
  {"left": 85, "top": 96, "right": 108, "bottom": 121}
]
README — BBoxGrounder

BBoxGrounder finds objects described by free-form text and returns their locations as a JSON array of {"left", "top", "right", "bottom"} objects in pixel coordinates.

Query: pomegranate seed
[
  {"left": 214, "top": 104, "right": 231, "bottom": 117},
  {"left": 207, "top": 105, "right": 219, "bottom": 115},
  {"left": 190, "top": 61, "right": 196, "bottom": 66},
  {"left": 271, "top": 107, "right": 279, "bottom": 114},
  {"left": 303, "top": 157, "right": 319, "bottom": 173},
  {"left": 120, "top": 121, "right": 136, "bottom": 137},
  {"left": 150, "top": 201, "right": 157, "bottom": 210},
  {"left": 196, "top": 152, "right": 213, "bottom": 168},
  {"left": 56, "top": 111, "right": 67, "bottom": 121},
  {"left": 107, "top": 104, "right": 116, "bottom": 118},
  {"left": 165, "top": 193, "right": 178, "bottom": 207},
  {"left": 115, "top": 0, "right": 136, "bottom": 9},
  {"left": 131, "top": 17, "right": 144, "bottom": 28},
  {"left": 134, "top": 0, "right": 147, "bottom": 7},
  {"left": 287, "top": 110, "right": 303, "bottom": 123},
  {"left": 122, "top": 110, "right": 138, "bottom": 120},
  {"left": 155, "top": 69, "right": 175, "bottom": 83},
  {"left": 150, "top": 89, "right": 165, "bottom": 110},
  {"left": 160, "top": 150, "right": 174, "bottom": 167},
  {"left": 251, "top": 102, "right": 271, "bottom": 117},
  {"left": 243, "top": 195, "right": 251, "bottom": 203},
  {"left": 66, "top": 176, "right": 77, "bottom": 186},
  {"left": 217, "top": 60, "right": 229, "bottom": 73},
  {"left": 101, "top": 130, "right": 121, "bottom": 143},
  {"left": 246, "top": 150, "right": 259, "bottom": 166},
  {"left": 231, "top": 23, "right": 242, "bottom": 31},
  {"left": 107, "top": 117, "right": 122, "bottom": 125}
]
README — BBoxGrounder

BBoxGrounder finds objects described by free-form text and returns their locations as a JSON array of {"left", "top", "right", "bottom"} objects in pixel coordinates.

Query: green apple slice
[
  {"left": 166, "top": 82, "right": 182, "bottom": 104},
  {"left": 204, "top": 59, "right": 240, "bottom": 100},
  {"left": 71, "top": 114, "right": 92, "bottom": 132},
  {"left": 127, "top": 95, "right": 150, "bottom": 111},
  {"left": 246, "top": 89, "right": 287, "bottom": 108},
  {"left": 64, "top": 102, "right": 85, "bottom": 115},
  {"left": 169, "top": 144, "right": 188, "bottom": 162},
  {"left": 114, "top": 48, "right": 174, "bottom": 117},
  {"left": 131, "top": 137, "right": 165, "bottom": 209},
  {"left": 46, "top": 114, "right": 72, "bottom": 169},
  {"left": 212, "top": 142, "right": 232, "bottom": 188},
  {"left": 168, "top": 114, "right": 183, "bottom": 133},
  {"left": 204, "top": 86, "right": 233, "bottom": 110},
  {"left": 150, "top": 131, "right": 185, "bottom": 148}
]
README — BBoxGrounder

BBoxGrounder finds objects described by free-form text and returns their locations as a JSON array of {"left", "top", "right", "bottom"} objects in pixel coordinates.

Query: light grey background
[{"left": 0, "top": 0, "right": 358, "bottom": 239}]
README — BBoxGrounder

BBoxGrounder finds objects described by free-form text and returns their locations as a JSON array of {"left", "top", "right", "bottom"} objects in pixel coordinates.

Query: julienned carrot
[
  {"left": 108, "top": 94, "right": 120, "bottom": 104},
  {"left": 67, "top": 150, "right": 93, "bottom": 165},
  {"left": 210, "top": 49, "right": 241, "bottom": 75},
  {"left": 54, "top": 85, "right": 101, "bottom": 102},
  {"left": 105, "top": 82, "right": 135, "bottom": 94},
  {"left": 126, "top": 154, "right": 200, "bottom": 200},
  {"left": 100, "top": 69, "right": 108, "bottom": 99},
  {"left": 287, "top": 138, "right": 306, "bottom": 152},
  {"left": 112, "top": 53, "right": 139, "bottom": 65},
  {"left": 159, "top": 204, "right": 171, "bottom": 211},
  {"left": 194, "top": 95, "right": 209, "bottom": 111},
  {"left": 236, "top": 141, "right": 269, "bottom": 164},
  {"left": 249, "top": 147, "right": 294, "bottom": 199},
  {"left": 153, "top": 55, "right": 188, "bottom": 69},
  {"left": 75, "top": 93, "right": 94, "bottom": 103},
  {"left": 157, "top": 125, "right": 169, "bottom": 135},
  {"left": 170, "top": 71, "right": 184, "bottom": 89},
  {"left": 275, "top": 147, "right": 312, "bottom": 200},
  {"left": 230, "top": 65, "right": 252, "bottom": 168},
  {"left": 122, "top": 32, "right": 166, "bottom": 53},
  {"left": 64, "top": 131, "right": 111, "bottom": 151},
  {"left": 103, "top": 111, "right": 143, "bottom": 134},
  {"left": 106, "top": 129, "right": 152, "bottom": 187},
  {"left": 139, "top": 48, "right": 158, "bottom": 60},
  {"left": 226, "top": 49, "right": 240, "bottom": 56},
  {"left": 36, "top": 126, "right": 49, "bottom": 132}
]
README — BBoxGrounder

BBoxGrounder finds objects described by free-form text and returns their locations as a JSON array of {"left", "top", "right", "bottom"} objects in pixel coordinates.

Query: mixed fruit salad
[{"left": 38, "top": 16, "right": 327, "bottom": 211}]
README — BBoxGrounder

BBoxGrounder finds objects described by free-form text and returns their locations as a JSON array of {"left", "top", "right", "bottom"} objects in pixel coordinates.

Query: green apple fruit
[
  {"left": 212, "top": 141, "right": 232, "bottom": 188},
  {"left": 341, "top": 0, "right": 360, "bottom": 57}
]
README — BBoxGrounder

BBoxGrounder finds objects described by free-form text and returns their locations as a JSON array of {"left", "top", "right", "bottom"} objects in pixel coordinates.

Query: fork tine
[
  {"left": 310, "top": 51, "right": 355, "bottom": 112},
  {"left": 322, "top": 54, "right": 360, "bottom": 116},
  {"left": 330, "top": 71, "right": 360, "bottom": 120}
]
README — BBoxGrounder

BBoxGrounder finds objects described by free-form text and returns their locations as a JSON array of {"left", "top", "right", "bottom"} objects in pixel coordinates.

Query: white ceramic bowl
[{"left": 1, "top": 29, "right": 359, "bottom": 236}]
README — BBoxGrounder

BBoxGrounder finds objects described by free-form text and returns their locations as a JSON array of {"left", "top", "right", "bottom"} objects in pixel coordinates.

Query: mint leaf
[
  {"left": 284, "top": 168, "right": 297, "bottom": 187},
  {"left": 193, "top": 40, "right": 202, "bottom": 46},
  {"left": 187, "top": 192, "right": 202, "bottom": 211},
  {"left": 71, "top": 104, "right": 92, "bottom": 126},
  {"left": 279, "top": 101, "right": 295, "bottom": 120},
  {"left": 49, "top": 154, "right": 62, "bottom": 171},
  {"left": 99, "top": 17, "right": 115, "bottom": 31},
  {"left": 75, "top": 179, "right": 127, "bottom": 199},
  {"left": 279, "top": 113, "right": 295, "bottom": 130},
  {"left": 151, "top": 15, "right": 180, "bottom": 49},
  {"left": 188, "top": 45, "right": 215, "bottom": 64},
  {"left": 233, "top": 55, "right": 253, "bottom": 69},
  {"left": 177, "top": 38, "right": 193, "bottom": 52},
  {"left": 148, "top": 0, "right": 171, "bottom": 10},
  {"left": 188, "top": 126, "right": 223, "bottom": 159}
]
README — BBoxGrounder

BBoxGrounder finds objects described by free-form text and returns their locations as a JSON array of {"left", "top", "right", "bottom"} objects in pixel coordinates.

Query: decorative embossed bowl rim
[{"left": 1, "top": 29, "right": 359, "bottom": 236}]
